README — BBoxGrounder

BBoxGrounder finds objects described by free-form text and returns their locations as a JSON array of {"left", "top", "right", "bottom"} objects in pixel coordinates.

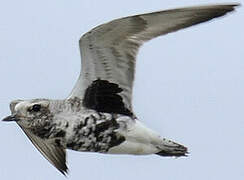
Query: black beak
[{"left": 2, "top": 114, "right": 19, "bottom": 122}]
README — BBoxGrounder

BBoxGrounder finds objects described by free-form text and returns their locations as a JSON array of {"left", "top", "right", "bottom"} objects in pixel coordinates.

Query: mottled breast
[{"left": 66, "top": 112, "right": 128, "bottom": 153}]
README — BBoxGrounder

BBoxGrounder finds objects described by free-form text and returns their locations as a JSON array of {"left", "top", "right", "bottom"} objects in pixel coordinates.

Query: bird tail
[{"left": 155, "top": 138, "right": 188, "bottom": 157}]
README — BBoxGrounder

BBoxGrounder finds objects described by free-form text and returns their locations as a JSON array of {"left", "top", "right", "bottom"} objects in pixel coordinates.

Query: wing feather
[
  {"left": 69, "top": 4, "right": 238, "bottom": 112},
  {"left": 17, "top": 123, "right": 68, "bottom": 175}
]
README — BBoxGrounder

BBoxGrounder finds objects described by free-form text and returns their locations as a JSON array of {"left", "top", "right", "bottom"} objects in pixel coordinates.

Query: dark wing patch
[{"left": 83, "top": 79, "right": 133, "bottom": 116}]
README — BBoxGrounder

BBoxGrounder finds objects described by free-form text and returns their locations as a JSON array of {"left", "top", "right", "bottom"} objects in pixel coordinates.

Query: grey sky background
[{"left": 0, "top": 0, "right": 243, "bottom": 179}]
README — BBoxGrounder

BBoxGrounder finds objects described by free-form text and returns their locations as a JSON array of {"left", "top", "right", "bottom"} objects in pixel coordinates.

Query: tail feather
[
  {"left": 156, "top": 139, "right": 188, "bottom": 157},
  {"left": 156, "top": 147, "right": 188, "bottom": 157}
]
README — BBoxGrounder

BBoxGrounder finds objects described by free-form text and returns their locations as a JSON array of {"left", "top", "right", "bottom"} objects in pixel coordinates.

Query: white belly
[{"left": 108, "top": 120, "right": 162, "bottom": 155}]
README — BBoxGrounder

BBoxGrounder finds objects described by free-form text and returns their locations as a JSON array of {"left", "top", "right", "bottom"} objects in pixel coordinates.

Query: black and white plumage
[{"left": 2, "top": 4, "right": 239, "bottom": 175}]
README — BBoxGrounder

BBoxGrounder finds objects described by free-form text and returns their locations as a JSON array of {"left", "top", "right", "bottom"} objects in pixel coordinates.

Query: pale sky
[{"left": 0, "top": 0, "right": 243, "bottom": 180}]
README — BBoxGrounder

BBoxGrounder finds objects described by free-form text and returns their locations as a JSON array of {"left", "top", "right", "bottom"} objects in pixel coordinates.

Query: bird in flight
[{"left": 3, "top": 4, "right": 239, "bottom": 175}]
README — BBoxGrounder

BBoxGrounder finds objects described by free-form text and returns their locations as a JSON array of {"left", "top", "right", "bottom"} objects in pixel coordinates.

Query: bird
[{"left": 2, "top": 4, "right": 239, "bottom": 175}]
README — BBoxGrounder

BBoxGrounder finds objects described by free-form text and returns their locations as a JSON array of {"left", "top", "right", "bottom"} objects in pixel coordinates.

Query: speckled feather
[{"left": 25, "top": 97, "right": 128, "bottom": 153}]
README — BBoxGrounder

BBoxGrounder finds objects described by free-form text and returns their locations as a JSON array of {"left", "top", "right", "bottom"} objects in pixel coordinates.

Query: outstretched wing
[{"left": 69, "top": 4, "right": 238, "bottom": 115}]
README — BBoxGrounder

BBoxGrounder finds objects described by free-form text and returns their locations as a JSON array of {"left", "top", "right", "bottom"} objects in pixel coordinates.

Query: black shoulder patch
[{"left": 83, "top": 79, "right": 133, "bottom": 116}]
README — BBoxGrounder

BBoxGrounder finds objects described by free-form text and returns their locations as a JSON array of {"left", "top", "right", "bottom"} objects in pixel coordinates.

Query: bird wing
[
  {"left": 68, "top": 4, "right": 238, "bottom": 115},
  {"left": 17, "top": 124, "right": 68, "bottom": 175}
]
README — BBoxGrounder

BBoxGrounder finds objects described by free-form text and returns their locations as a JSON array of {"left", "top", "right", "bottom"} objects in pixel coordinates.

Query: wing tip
[
  {"left": 219, "top": 3, "right": 241, "bottom": 11},
  {"left": 201, "top": 3, "right": 241, "bottom": 13},
  {"left": 165, "top": 3, "right": 241, "bottom": 14},
  {"left": 59, "top": 166, "right": 69, "bottom": 176}
]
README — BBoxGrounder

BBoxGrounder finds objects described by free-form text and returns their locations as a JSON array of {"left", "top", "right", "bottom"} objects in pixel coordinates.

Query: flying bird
[{"left": 3, "top": 4, "right": 239, "bottom": 175}]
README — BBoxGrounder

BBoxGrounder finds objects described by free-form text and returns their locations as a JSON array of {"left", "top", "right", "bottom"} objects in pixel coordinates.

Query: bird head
[{"left": 2, "top": 99, "right": 51, "bottom": 129}]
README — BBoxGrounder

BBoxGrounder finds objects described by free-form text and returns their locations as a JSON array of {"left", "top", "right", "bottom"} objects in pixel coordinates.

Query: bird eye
[{"left": 31, "top": 104, "right": 41, "bottom": 112}]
